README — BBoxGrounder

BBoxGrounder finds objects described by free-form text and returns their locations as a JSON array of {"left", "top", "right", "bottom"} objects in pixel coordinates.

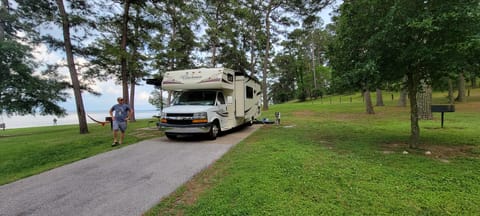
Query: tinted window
[
  {"left": 246, "top": 86, "right": 254, "bottom": 99},
  {"left": 174, "top": 91, "right": 216, "bottom": 106},
  {"left": 217, "top": 92, "right": 225, "bottom": 104}
]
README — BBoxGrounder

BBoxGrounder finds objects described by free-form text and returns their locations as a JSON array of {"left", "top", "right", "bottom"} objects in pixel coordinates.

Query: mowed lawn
[
  {"left": 1, "top": 90, "right": 479, "bottom": 215},
  {"left": 147, "top": 90, "right": 480, "bottom": 215},
  {"left": 0, "top": 118, "right": 163, "bottom": 185}
]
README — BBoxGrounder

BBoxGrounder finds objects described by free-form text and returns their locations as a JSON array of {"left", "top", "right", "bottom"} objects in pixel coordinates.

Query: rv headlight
[
  {"left": 192, "top": 112, "right": 208, "bottom": 123},
  {"left": 160, "top": 112, "right": 167, "bottom": 123}
]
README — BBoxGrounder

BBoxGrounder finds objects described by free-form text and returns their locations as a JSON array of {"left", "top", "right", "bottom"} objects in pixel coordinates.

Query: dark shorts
[{"left": 113, "top": 121, "right": 127, "bottom": 132}]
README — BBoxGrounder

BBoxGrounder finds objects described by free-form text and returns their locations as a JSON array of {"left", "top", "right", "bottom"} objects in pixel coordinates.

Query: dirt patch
[
  {"left": 292, "top": 110, "right": 317, "bottom": 118},
  {"left": 456, "top": 101, "right": 480, "bottom": 112},
  {"left": 330, "top": 113, "right": 364, "bottom": 121},
  {"left": 380, "top": 142, "right": 478, "bottom": 161}
]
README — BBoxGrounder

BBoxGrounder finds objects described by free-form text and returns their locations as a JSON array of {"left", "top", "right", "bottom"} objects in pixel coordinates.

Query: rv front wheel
[
  {"left": 208, "top": 122, "right": 220, "bottom": 140},
  {"left": 165, "top": 133, "right": 177, "bottom": 140}
]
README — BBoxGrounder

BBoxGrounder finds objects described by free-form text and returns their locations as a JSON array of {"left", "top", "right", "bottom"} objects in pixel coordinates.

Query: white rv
[{"left": 159, "top": 67, "right": 261, "bottom": 139}]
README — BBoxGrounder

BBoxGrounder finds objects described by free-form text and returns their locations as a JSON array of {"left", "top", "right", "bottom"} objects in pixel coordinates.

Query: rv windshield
[{"left": 173, "top": 91, "right": 216, "bottom": 106}]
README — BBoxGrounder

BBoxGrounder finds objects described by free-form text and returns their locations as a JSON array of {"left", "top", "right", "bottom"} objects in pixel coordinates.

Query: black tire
[
  {"left": 165, "top": 133, "right": 177, "bottom": 140},
  {"left": 207, "top": 122, "right": 220, "bottom": 140}
]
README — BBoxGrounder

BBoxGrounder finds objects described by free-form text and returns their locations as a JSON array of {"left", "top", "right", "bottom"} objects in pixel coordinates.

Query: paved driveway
[{"left": 0, "top": 125, "right": 260, "bottom": 216}]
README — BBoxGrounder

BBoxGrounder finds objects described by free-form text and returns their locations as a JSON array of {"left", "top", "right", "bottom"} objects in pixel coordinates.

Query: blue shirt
[{"left": 110, "top": 104, "right": 130, "bottom": 122}]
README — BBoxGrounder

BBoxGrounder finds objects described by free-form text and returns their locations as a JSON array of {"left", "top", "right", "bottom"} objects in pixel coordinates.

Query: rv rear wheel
[
  {"left": 248, "top": 117, "right": 254, "bottom": 126},
  {"left": 208, "top": 122, "right": 219, "bottom": 140}
]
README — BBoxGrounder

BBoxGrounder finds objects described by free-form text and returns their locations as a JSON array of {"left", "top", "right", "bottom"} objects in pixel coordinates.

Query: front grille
[
  {"left": 165, "top": 113, "right": 194, "bottom": 125},
  {"left": 166, "top": 119, "right": 193, "bottom": 125},
  {"left": 166, "top": 113, "right": 193, "bottom": 117}
]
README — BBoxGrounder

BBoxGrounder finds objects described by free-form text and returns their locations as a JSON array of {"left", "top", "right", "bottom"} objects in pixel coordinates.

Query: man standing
[{"left": 109, "top": 97, "right": 132, "bottom": 146}]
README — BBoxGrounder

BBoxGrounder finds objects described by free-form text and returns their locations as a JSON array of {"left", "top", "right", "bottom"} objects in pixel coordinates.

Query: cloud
[
  {"left": 136, "top": 91, "right": 152, "bottom": 106},
  {"left": 32, "top": 44, "right": 64, "bottom": 65}
]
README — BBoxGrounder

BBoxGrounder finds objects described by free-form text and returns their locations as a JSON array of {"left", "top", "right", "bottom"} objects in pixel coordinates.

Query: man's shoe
[{"left": 112, "top": 142, "right": 119, "bottom": 147}]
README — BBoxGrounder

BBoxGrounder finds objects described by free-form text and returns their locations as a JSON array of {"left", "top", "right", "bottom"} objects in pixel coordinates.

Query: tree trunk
[
  {"left": 56, "top": 0, "right": 88, "bottom": 134},
  {"left": 262, "top": 1, "right": 274, "bottom": 111},
  {"left": 0, "top": 0, "right": 5, "bottom": 41},
  {"left": 471, "top": 76, "right": 477, "bottom": 89},
  {"left": 417, "top": 82, "right": 432, "bottom": 120},
  {"left": 407, "top": 72, "right": 420, "bottom": 148},
  {"left": 455, "top": 72, "right": 466, "bottom": 102},
  {"left": 167, "top": 91, "right": 172, "bottom": 107},
  {"left": 375, "top": 88, "right": 384, "bottom": 106},
  {"left": 210, "top": 9, "right": 219, "bottom": 67},
  {"left": 364, "top": 90, "right": 375, "bottom": 114},
  {"left": 129, "top": 78, "right": 136, "bottom": 121},
  {"left": 249, "top": 36, "right": 256, "bottom": 76},
  {"left": 397, "top": 89, "right": 407, "bottom": 107},
  {"left": 121, "top": 0, "right": 131, "bottom": 104},
  {"left": 448, "top": 79, "right": 454, "bottom": 104}
]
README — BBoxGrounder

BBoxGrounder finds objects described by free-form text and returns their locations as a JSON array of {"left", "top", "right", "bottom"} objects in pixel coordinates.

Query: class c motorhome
[{"left": 159, "top": 67, "right": 261, "bottom": 139}]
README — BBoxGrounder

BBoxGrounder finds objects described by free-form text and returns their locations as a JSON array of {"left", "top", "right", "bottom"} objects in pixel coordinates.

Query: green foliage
[
  {"left": 0, "top": 43, "right": 68, "bottom": 116},
  {"left": 329, "top": 0, "right": 480, "bottom": 92},
  {"left": 148, "top": 1, "right": 199, "bottom": 71},
  {"left": 0, "top": 3, "right": 68, "bottom": 117},
  {"left": 328, "top": 0, "right": 480, "bottom": 146},
  {"left": 85, "top": 1, "right": 151, "bottom": 85},
  {"left": 272, "top": 27, "right": 332, "bottom": 103}
]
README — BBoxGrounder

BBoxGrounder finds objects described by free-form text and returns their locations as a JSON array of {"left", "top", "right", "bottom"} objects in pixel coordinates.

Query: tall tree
[
  {"left": 202, "top": 0, "right": 235, "bottom": 67},
  {"left": 149, "top": 0, "right": 199, "bottom": 104},
  {"left": 150, "top": 0, "right": 198, "bottom": 71},
  {"left": 16, "top": 0, "right": 100, "bottom": 134},
  {"left": 85, "top": 1, "right": 152, "bottom": 121},
  {"left": 120, "top": 0, "right": 132, "bottom": 104},
  {"left": 128, "top": 3, "right": 152, "bottom": 121},
  {"left": 237, "top": 0, "right": 265, "bottom": 76},
  {"left": 55, "top": 0, "right": 89, "bottom": 133}
]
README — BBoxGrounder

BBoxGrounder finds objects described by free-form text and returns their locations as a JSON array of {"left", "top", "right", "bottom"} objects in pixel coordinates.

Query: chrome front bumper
[{"left": 159, "top": 123, "right": 212, "bottom": 134}]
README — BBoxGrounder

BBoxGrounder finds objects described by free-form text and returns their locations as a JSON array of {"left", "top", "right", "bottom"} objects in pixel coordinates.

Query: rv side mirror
[{"left": 146, "top": 78, "right": 162, "bottom": 86}]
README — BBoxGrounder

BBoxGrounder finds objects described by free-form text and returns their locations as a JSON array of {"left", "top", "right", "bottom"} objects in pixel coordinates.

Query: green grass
[
  {"left": 146, "top": 90, "right": 480, "bottom": 215},
  {"left": 0, "top": 118, "right": 163, "bottom": 185},
  {"left": 1, "top": 91, "right": 479, "bottom": 215}
]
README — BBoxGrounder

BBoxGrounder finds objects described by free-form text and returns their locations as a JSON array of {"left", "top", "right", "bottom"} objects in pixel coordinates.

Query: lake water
[{"left": 0, "top": 110, "right": 161, "bottom": 129}]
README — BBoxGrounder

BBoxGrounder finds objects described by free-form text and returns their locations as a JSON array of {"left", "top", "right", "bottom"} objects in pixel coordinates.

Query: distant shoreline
[{"left": 1, "top": 110, "right": 160, "bottom": 130}]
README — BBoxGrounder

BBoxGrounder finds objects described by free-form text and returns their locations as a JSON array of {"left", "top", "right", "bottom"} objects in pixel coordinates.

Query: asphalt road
[{"left": 0, "top": 125, "right": 260, "bottom": 216}]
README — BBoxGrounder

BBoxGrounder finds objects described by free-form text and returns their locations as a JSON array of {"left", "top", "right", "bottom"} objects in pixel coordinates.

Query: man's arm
[
  {"left": 109, "top": 107, "right": 114, "bottom": 121},
  {"left": 127, "top": 106, "right": 133, "bottom": 120}
]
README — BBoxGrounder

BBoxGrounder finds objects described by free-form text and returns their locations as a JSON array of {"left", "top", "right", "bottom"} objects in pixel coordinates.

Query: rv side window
[
  {"left": 246, "top": 86, "right": 254, "bottom": 99},
  {"left": 217, "top": 92, "right": 225, "bottom": 105}
]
